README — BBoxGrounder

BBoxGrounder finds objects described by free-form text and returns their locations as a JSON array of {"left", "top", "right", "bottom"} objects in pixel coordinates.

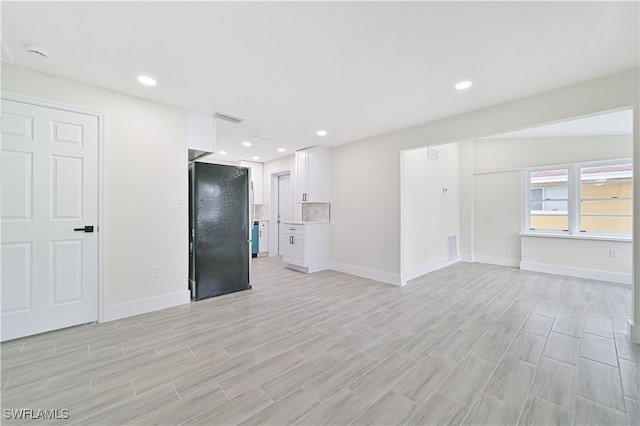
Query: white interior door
[
  {"left": 1, "top": 98, "right": 98, "bottom": 341},
  {"left": 277, "top": 174, "right": 291, "bottom": 255}
]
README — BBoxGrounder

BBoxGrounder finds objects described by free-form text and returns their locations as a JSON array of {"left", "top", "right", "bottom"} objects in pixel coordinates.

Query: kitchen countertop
[{"left": 281, "top": 220, "right": 330, "bottom": 225}]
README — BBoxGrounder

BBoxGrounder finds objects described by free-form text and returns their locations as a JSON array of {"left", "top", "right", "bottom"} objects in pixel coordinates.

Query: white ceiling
[{"left": 2, "top": 1, "right": 638, "bottom": 163}]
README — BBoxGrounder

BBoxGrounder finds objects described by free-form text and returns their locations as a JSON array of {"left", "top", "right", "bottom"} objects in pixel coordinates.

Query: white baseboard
[
  {"left": 461, "top": 254, "right": 474, "bottom": 263},
  {"left": 473, "top": 255, "right": 520, "bottom": 268},
  {"left": 520, "top": 261, "right": 631, "bottom": 285},
  {"left": 102, "top": 290, "right": 191, "bottom": 322},
  {"left": 329, "top": 258, "right": 462, "bottom": 287},
  {"left": 401, "top": 258, "right": 461, "bottom": 286},
  {"left": 329, "top": 261, "right": 402, "bottom": 286}
]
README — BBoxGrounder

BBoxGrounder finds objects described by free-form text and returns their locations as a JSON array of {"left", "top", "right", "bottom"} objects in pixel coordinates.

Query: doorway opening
[{"left": 271, "top": 172, "right": 291, "bottom": 256}]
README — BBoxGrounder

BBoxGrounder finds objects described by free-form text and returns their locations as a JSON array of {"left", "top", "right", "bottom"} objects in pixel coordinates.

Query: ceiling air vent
[
  {"left": 254, "top": 134, "right": 276, "bottom": 142},
  {"left": 213, "top": 111, "right": 245, "bottom": 124}
]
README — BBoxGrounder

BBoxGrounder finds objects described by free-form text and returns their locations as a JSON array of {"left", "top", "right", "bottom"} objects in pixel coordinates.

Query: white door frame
[
  {"left": 1, "top": 91, "right": 106, "bottom": 324},
  {"left": 270, "top": 170, "right": 291, "bottom": 256}
]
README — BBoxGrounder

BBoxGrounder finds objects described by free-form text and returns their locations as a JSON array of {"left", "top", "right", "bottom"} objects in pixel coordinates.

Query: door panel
[
  {"left": 1, "top": 242, "right": 33, "bottom": 313},
  {"left": 1, "top": 150, "right": 33, "bottom": 221},
  {"left": 50, "top": 239, "right": 83, "bottom": 305},
  {"left": 51, "top": 120, "right": 85, "bottom": 146},
  {"left": 1, "top": 111, "right": 34, "bottom": 139},
  {"left": 51, "top": 155, "right": 84, "bottom": 219},
  {"left": 1, "top": 99, "right": 98, "bottom": 341}
]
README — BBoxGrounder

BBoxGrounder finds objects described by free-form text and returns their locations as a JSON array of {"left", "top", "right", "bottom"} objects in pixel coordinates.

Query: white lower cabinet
[
  {"left": 282, "top": 222, "right": 329, "bottom": 273},
  {"left": 283, "top": 232, "right": 305, "bottom": 266}
]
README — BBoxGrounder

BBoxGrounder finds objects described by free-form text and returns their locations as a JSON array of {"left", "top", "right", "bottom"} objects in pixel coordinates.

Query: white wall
[
  {"left": 472, "top": 170, "right": 522, "bottom": 267},
  {"left": 459, "top": 140, "right": 475, "bottom": 262},
  {"left": 401, "top": 143, "right": 460, "bottom": 282},
  {"left": 474, "top": 135, "right": 632, "bottom": 172},
  {"left": 329, "top": 68, "right": 639, "bottom": 285},
  {"left": 2, "top": 64, "right": 190, "bottom": 321},
  {"left": 472, "top": 134, "right": 633, "bottom": 280},
  {"left": 330, "top": 137, "right": 402, "bottom": 284},
  {"left": 521, "top": 236, "right": 632, "bottom": 284}
]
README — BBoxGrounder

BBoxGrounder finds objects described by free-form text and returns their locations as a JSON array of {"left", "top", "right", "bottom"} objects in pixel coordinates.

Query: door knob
[{"left": 74, "top": 226, "right": 94, "bottom": 233}]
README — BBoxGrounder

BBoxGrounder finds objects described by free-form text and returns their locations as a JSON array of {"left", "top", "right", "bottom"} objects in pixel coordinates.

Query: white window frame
[{"left": 523, "top": 159, "right": 632, "bottom": 240}]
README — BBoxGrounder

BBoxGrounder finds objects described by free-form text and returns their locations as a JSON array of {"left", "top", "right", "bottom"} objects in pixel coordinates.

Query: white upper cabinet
[
  {"left": 295, "top": 146, "right": 330, "bottom": 203},
  {"left": 240, "top": 161, "right": 263, "bottom": 204}
]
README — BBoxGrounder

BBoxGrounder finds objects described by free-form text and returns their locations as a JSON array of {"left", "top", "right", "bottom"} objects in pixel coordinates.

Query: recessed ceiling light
[
  {"left": 219, "top": 150, "right": 228, "bottom": 155},
  {"left": 455, "top": 81, "right": 472, "bottom": 90},
  {"left": 242, "top": 141, "right": 252, "bottom": 147},
  {"left": 277, "top": 148, "right": 286, "bottom": 153},
  {"left": 252, "top": 156, "right": 260, "bottom": 160},
  {"left": 317, "top": 130, "right": 327, "bottom": 136},
  {"left": 137, "top": 75, "right": 157, "bottom": 86}
]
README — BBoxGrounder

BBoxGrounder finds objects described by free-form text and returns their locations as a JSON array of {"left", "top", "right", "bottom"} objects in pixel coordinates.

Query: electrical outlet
[
  {"left": 176, "top": 192, "right": 185, "bottom": 204},
  {"left": 150, "top": 265, "right": 160, "bottom": 278},
  {"left": 381, "top": 251, "right": 386, "bottom": 260},
  {"left": 609, "top": 249, "right": 619, "bottom": 258}
]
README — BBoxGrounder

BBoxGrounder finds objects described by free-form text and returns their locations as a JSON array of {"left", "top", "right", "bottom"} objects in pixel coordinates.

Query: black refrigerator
[{"left": 189, "top": 162, "right": 251, "bottom": 300}]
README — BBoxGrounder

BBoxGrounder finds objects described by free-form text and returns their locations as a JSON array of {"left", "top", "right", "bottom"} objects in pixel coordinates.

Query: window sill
[{"left": 519, "top": 231, "right": 632, "bottom": 243}]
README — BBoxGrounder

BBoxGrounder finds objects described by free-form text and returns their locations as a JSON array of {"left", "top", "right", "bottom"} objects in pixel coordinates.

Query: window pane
[
  {"left": 531, "top": 201, "right": 543, "bottom": 211},
  {"left": 581, "top": 216, "right": 632, "bottom": 233},
  {"left": 581, "top": 163, "right": 632, "bottom": 199},
  {"left": 531, "top": 188, "right": 543, "bottom": 201},
  {"left": 531, "top": 169, "right": 568, "bottom": 201},
  {"left": 543, "top": 200, "right": 568, "bottom": 212},
  {"left": 544, "top": 186, "right": 568, "bottom": 200},
  {"left": 581, "top": 199, "right": 632, "bottom": 233},
  {"left": 531, "top": 168, "right": 568, "bottom": 184},
  {"left": 581, "top": 199, "right": 632, "bottom": 215},
  {"left": 530, "top": 201, "right": 568, "bottom": 230},
  {"left": 530, "top": 214, "right": 568, "bottom": 231},
  {"left": 580, "top": 163, "right": 632, "bottom": 233},
  {"left": 530, "top": 168, "right": 569, "bottom": 231}
]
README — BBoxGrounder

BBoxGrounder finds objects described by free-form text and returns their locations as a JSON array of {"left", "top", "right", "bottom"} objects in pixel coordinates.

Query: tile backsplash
[{"left": 302, "top": 203, "right": 331, "bottom": 222}]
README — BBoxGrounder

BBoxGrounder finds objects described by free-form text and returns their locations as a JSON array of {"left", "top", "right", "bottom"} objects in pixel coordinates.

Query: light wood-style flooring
[{"left": 1, "top": 257, "right": 639, "bottom": 425}]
